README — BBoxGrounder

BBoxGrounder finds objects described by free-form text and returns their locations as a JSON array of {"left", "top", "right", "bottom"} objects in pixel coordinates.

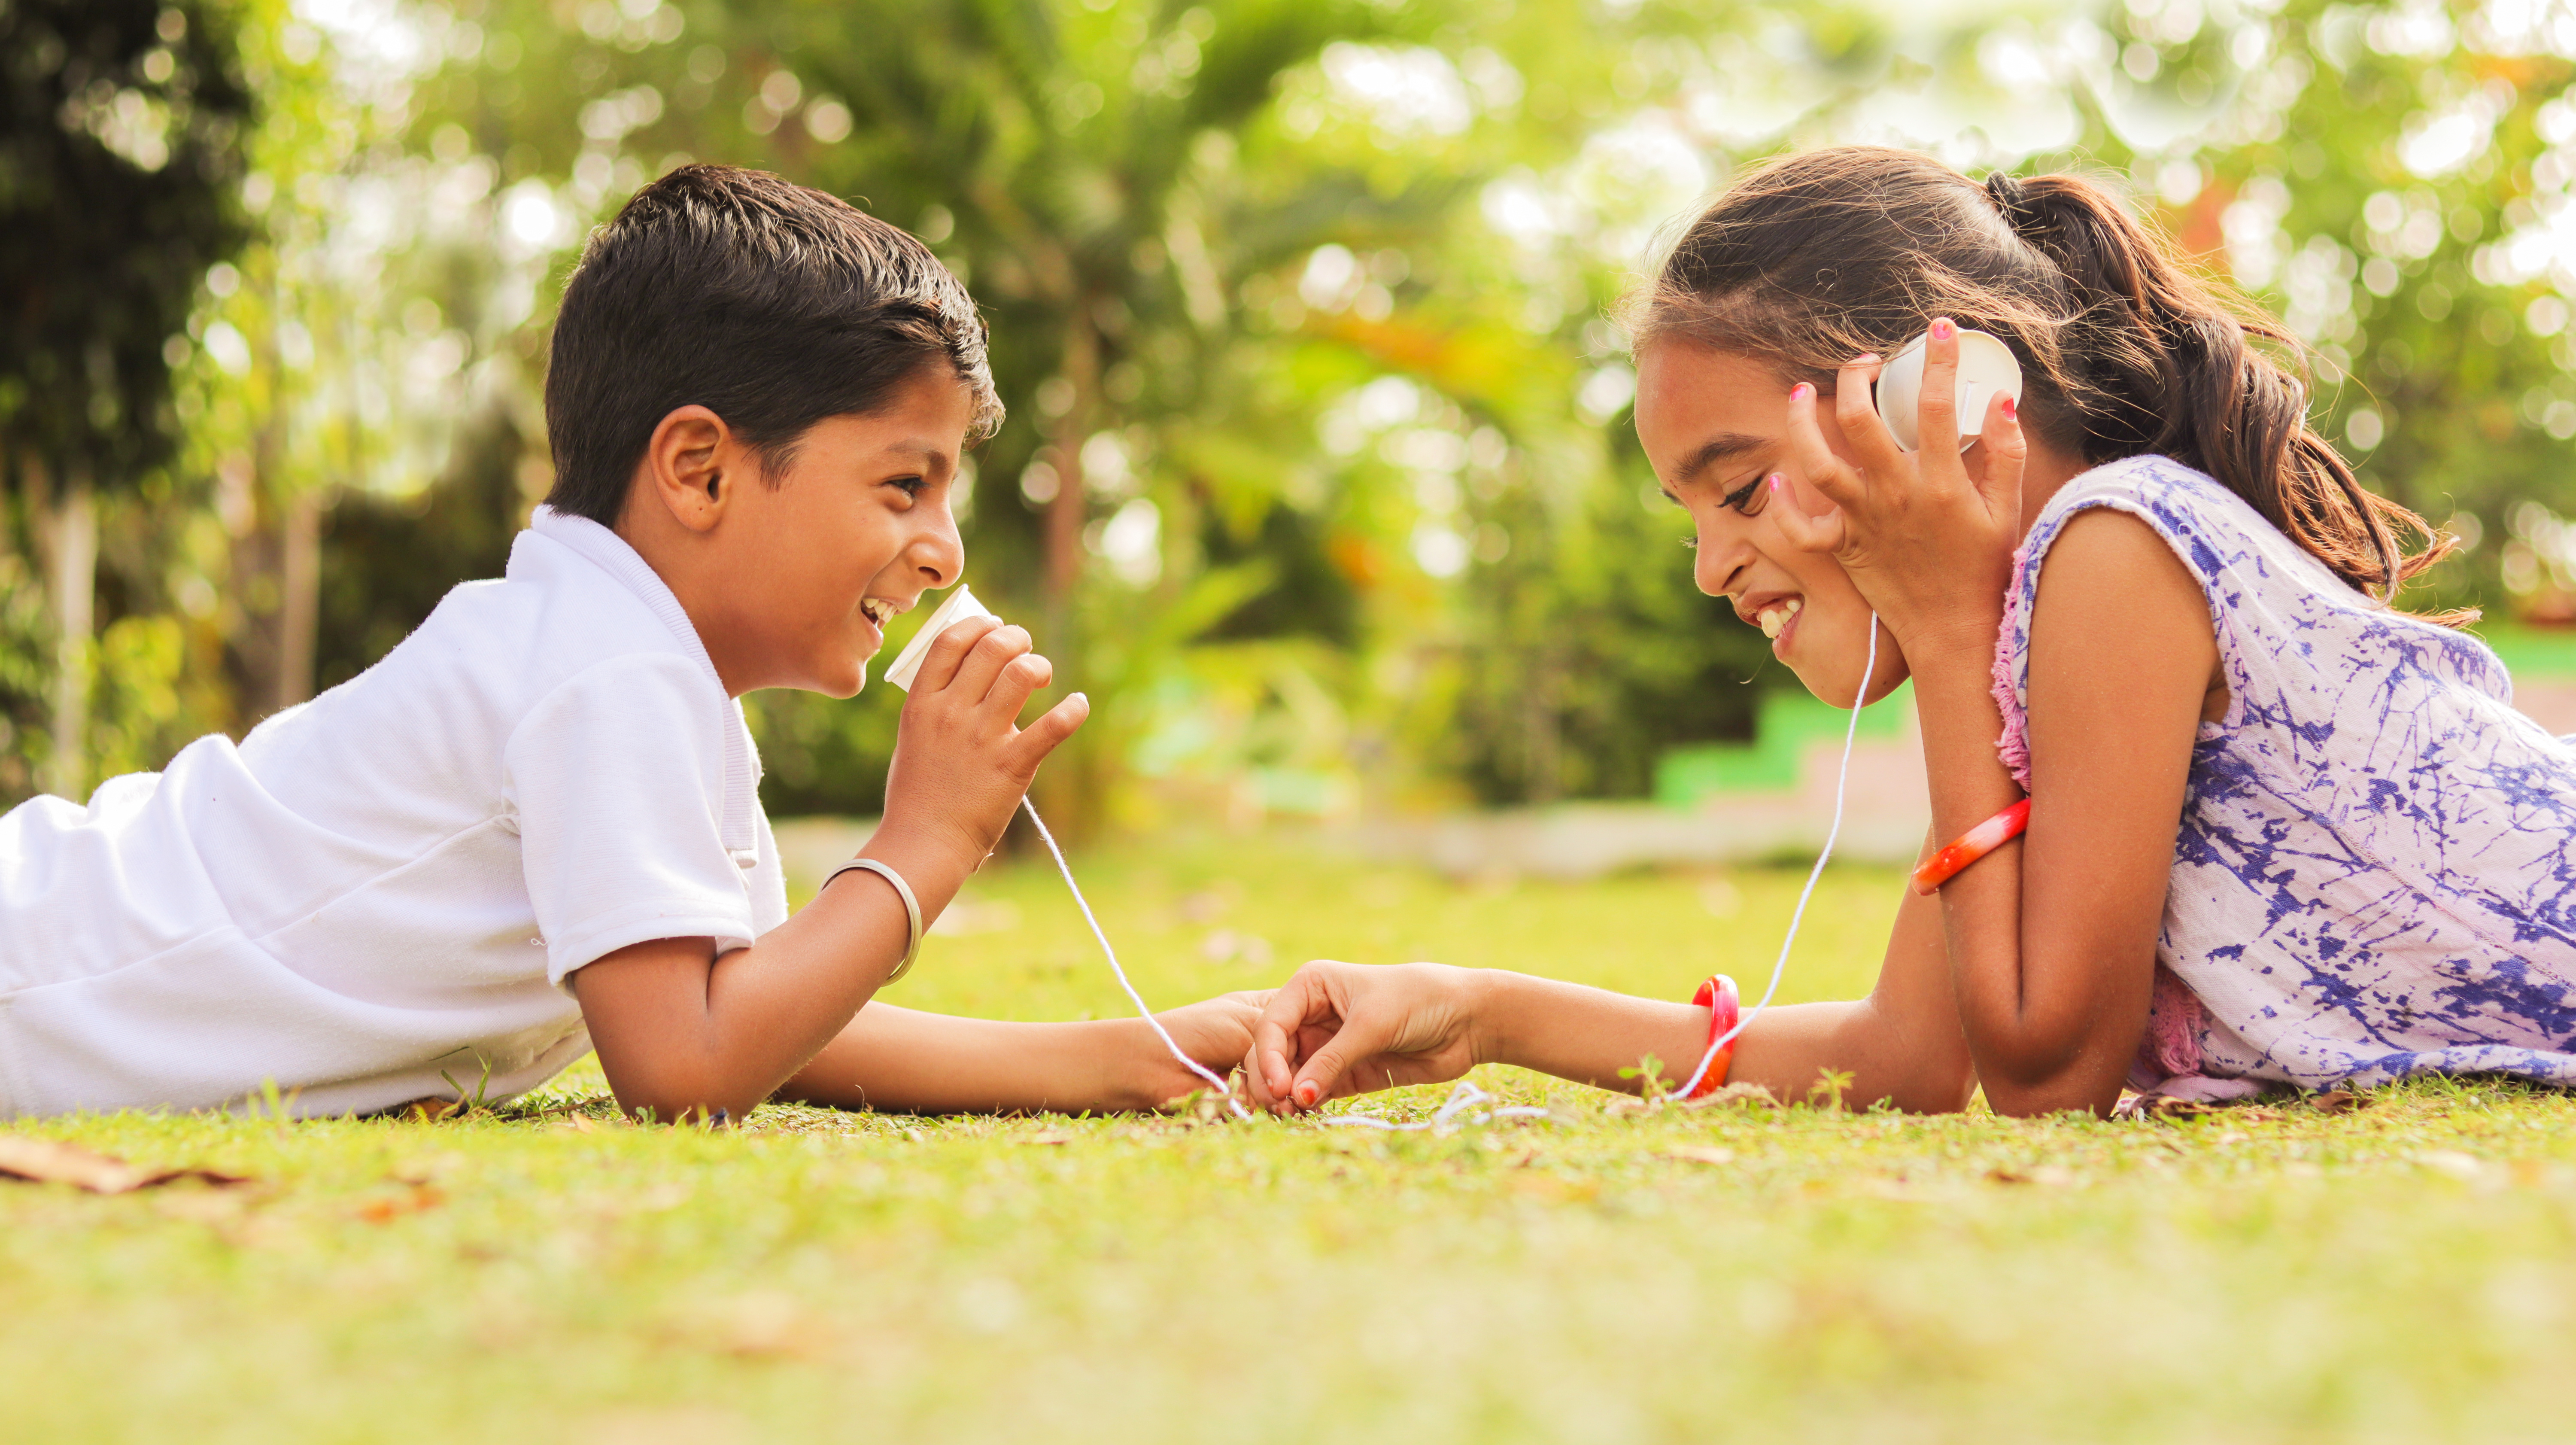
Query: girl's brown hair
[{"left": 1628, "top": 146, "right": 2452, "bottom": 602}]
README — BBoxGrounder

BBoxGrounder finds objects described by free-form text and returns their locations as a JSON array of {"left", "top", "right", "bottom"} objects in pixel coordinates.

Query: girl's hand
[
  {"left": 877, "top": 618, "right": 1088, "bottom": 876},
  {"left": 1133, "top": 989, "right": 1273, "bottom": 1110},
  {"left": 1247, "top": 961, "right": 1485, "bottom": 1112},
  {"left": 1769, "top": 318, "right": 2029, "bottom": 661}
]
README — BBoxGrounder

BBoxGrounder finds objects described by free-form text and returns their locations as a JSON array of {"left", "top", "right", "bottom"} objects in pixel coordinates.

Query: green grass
[{"left": 9, "top": 833, "right": 2576, "bottom": 1443}]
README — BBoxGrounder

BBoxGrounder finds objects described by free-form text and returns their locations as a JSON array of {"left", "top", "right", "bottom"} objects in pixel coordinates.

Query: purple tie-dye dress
[{"left": 1993, "top": 454, "right": 2576, "bottom": 1099}]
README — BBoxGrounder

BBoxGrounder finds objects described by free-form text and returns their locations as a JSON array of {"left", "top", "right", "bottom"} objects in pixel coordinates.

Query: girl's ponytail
[
  {"left": 1996, "top": 170, "right": 2441, "bottom": 597},
  {"left": 1634, "top": 148, "right": 2454, "bottom": 606}
]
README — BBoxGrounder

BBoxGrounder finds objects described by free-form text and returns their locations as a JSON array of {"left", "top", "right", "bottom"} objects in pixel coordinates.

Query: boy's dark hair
[{"left": 543, "top": 164, "right": 1001, "bottom": 524}]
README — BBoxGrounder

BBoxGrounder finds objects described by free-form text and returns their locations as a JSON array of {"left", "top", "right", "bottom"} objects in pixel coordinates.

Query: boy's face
[
  {"left": 682, "top": 368, "right": 974, "bottom": 698},
  {"left": 1633, "top": 338, "right": 1911, "bottom": 708}
]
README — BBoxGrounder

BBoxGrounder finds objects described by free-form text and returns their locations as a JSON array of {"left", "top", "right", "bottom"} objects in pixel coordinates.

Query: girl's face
[{"left": 1632, "top": 338, "right": 1909, "bottom": 707}]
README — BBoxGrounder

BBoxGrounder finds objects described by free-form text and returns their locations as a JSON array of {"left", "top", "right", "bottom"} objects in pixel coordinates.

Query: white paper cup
[
  {"left": 881, "top": 583, "right": 1004, "bottom": 692},
  {"left": 1872, "top": 329, "right": 2024, "bottom": 452}
]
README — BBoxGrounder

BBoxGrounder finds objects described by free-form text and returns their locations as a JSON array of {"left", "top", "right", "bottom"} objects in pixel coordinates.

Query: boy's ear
[{"left": 641, "top": 405, "right": 736, "bottom": 535}]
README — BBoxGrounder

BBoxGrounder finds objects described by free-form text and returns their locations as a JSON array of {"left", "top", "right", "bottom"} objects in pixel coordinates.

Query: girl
[{"left": 1247, "top": 146, "right": 2576, "bottom": 1118}]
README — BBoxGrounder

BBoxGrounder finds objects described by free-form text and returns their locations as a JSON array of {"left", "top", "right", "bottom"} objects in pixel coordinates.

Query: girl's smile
[{"left": 1632, "top": 339, "right": 1909, "bottom": 707}]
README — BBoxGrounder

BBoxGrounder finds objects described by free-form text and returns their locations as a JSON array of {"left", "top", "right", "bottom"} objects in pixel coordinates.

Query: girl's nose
[{"left": 1694, "top": 522, "right": 1753, "bottom": 599}]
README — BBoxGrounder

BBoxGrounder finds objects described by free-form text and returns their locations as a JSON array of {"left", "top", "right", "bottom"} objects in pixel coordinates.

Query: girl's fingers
[
  {"left": 1290, "top": 1004, "right": 1398, "bottom": 1110},
  {"left": 1782, "top": 381, "right": 1865, "bottom": 512},
  {"left": 1976, "top": 391, "right": 2027, "bottom": 521},
  {"left": 1914, "top": 318, "right": 1963, "bottom": 460},
  {"left": 1252, "top": 967, "right": 1341, "bottom": 1104},
  {"left": 1765, "top": 473, "right": 1845, "bottom": 556},
  {"left": 1833, "top": 353, "right": 1908, "bottom": 478}
]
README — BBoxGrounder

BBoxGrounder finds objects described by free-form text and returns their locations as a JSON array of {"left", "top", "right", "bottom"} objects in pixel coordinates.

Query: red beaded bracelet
[
  {"left": 1911, "top": 797, "right": 2031, "bottom": 895},
  {"left": 1684, "top": 973, "right": 1742, "bottom": 1099}
]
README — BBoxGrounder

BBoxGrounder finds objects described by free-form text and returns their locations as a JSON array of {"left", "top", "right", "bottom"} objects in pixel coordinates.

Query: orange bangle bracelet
[
  {"left": 1685, "top": 973, "right": 1741, "bottom": 1098},
  {"left": 1911, "top": 798, "right": 2031, "bottom": 895}
]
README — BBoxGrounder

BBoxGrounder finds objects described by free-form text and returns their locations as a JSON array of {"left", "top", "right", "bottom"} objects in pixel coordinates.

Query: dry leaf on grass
[
  {"left": 1023, "top": 1132, "right": 1073, "bottom": 1146},
  {"left": 1986, "top": 1165, "right": 2077, "bottom": 1187},
  {"left": 356, "top": 1184, "right": 446, "bottom": 1223},
  {"left": 0, "top": 1135, "right": 250, "bottom": 1195},
  {"left": 1660, "top": 1145, "right": 1739, "bottom": 1166},
  {"left": 1676, "top": 1083, "right": 1778, "bottom": 1110}
]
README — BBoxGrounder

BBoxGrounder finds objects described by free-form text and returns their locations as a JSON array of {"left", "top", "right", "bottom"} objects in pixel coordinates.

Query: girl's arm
[
  {"left": 1249, "top": 864, "right": 1976, "bottom": 1113},
  {"left": 1774, "top": 329, "right": 2213, "bottom": 1115},
  {"left": 1898, "top": 507, "right": 2211, "bottom": 1114}
]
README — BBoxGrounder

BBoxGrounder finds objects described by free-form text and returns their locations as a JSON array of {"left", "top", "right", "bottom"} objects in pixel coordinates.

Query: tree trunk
[
  {"left": 44, "top": 472, "right": 93, "bottom": 801},
  {"left": 1043, "top": 313, "right": 1100, "bottom": 637},
  {"left": 275, "top": 489, "right": 320, "bottom": 711}
]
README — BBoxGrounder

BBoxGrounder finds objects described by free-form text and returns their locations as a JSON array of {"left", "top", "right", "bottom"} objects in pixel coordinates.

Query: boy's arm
[
  {"left": 774, "top": 995, "right": 1265, "bottom": 1114},
  {"left": 571, "top": 618, "right": 1085, "bottom": 1122}
]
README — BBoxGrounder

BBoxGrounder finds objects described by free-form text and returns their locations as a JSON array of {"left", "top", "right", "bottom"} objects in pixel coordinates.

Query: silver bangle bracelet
[{"left": 823, "top": 856, "right": 923, "bottom": 983}]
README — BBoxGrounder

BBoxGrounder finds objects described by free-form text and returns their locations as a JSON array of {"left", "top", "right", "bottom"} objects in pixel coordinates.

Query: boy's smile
[{"left": 615, "top": 367, "right": 975, "bottom": 698}]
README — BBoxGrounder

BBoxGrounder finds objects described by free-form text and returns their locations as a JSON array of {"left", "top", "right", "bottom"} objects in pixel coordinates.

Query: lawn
[{"left": 8, "top": 830, "right": 2575, "bottom": 1444}]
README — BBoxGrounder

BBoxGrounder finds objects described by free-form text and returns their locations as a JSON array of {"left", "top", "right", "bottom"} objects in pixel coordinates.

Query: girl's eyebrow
[{"left": 1673, "top": 431, "right": 1770, "bottom": 486}]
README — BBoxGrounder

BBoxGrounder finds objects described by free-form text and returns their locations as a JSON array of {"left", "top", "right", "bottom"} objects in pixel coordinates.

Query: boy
[{"left": 0, "top": 165, "right": 1258, "bottom": 1121}]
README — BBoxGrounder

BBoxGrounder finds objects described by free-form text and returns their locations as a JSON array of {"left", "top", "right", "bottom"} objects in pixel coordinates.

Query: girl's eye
[{"left": 1720, "top": 475, "right": 1768, "bottom": 517}]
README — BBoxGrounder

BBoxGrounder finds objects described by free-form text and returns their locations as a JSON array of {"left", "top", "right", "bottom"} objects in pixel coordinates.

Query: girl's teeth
[{"left": 1759, "top": 609, "right": 1785, "bottom": 639}]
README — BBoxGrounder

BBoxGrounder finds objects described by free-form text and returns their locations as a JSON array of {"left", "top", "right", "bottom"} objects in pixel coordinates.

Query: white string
[
  {"left": 1667, "top": 614, "right": 1880, "bottom": 1100},
  {"left": 1317, "top": 1080, "right": 1552, "bottom": 1132},
  {"left": 1020, "top": 795, "right": 1253, "bottom": 1120},
  {"left": 1018, "top": 618, "right": 1876, "bottom": 1128}
]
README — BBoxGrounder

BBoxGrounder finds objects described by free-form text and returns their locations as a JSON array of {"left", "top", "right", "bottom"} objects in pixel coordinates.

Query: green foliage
[
  {"left": 39, "top": 0, "right": 2576, "bottom": 817},
  {"left": 0, "top": 0, "right": 252, "bottom": 486}
]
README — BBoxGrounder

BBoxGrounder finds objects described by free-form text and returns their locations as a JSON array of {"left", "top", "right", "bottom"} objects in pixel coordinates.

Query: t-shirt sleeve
[{"left": 504, "top": 653, "right": 756, "bottom": 986}]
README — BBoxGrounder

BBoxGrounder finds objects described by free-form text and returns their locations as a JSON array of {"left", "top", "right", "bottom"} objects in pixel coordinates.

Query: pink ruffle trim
[
  {"left": 1992, "top": 535, "right": 2037, "bottom": 789},
  {"left": 2137, "top": 964, "right": 2208, "bottom": 1080}
]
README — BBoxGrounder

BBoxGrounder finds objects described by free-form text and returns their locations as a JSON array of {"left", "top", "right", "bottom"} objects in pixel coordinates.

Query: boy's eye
[{"left": 887, "top": 475, "right": 927, "bottom": 499}]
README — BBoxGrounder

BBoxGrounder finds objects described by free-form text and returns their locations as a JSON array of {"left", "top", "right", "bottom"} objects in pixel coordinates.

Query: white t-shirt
[{"left": 0, "top": 507, "right": 789, "bottom": 1118}]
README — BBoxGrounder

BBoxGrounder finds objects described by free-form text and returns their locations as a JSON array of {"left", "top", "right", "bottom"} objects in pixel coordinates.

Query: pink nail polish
[
  {"left": 2001, "top": 395, "right": 2017, "bottom": 420},
  {"left": 1932, "top": 317, "right": 1955, "bottom": 340},
  {"left": 1790, "top": 383, "right": 1813, "bottom": 402}
]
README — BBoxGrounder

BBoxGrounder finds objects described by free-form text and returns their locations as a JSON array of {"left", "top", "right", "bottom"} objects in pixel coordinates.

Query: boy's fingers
[
  {"left": 1005, "top": 692, "right": 1088, "bottom": 775},
  {"left": 945, "top": 623, "right": 1034, "bottom": 704},
  {"left": 1915, "top": 319, "right": 1962, "bottom": 461},
  {"left": 910, "top": 616, "right": 1005, "bottom": 696}
]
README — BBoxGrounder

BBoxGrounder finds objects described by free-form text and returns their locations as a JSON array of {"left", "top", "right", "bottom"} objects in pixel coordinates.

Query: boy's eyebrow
[
  {"left": 878, "top": 439, "right": 957, "bottom": 476},
  {"left": 1671, "top": 432, "right": 1771, "bottom": 487}
]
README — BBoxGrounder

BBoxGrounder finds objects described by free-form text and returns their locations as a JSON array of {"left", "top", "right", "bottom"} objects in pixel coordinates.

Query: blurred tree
[{"left": 0, "top": 0, "right": 250, "bottom": 796}]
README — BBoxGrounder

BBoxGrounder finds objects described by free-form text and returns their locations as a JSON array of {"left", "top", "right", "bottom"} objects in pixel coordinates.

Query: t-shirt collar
[{"left": 526, "top": 505, "right": 730, "bottom": 698}]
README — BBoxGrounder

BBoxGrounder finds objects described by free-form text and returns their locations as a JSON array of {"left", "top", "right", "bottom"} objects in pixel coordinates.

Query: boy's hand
[
  {"left": 1132, "top": 990, "right": 1273, "bottom": 1110},
  {"left": 880, "top": 618, "right": 1088, "bottom": 874},
  {"left": 1247, "top": 961, "right": 1484, "bottom": 1113}
]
